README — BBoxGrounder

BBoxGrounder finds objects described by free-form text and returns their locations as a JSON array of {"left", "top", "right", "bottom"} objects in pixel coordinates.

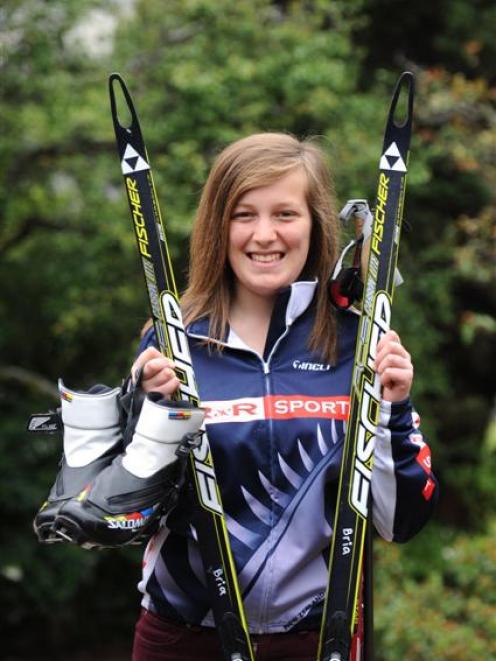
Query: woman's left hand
[{"left": 374, "top": 330, "right": 413, "bottom": 403}]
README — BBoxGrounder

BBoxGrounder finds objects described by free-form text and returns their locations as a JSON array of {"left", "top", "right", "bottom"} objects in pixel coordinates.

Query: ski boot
[
  {"left": 30, "top": 380, "right": 123, "bottom": 543},
  {"left": 53, "top": 392, "right": 204, "bottom": 548}
]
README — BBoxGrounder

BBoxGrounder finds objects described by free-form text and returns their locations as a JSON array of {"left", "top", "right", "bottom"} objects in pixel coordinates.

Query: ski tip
[
  {"left": 399, "top": 70, "right": 414, "bottom": 82},
  {"left": 108, "top": 72, "right": 139, "bottom": 136},
  {"left": 389, "top": 71, "right": 415, "bottom": 130},
  {"left": 398, "top": 71, "right": 415, "bottom": 102},
  {"left": 108, "top": 72, "right": 128, "bottom": 107},
  {"left": 109, "top": 73, "right": 129, "bottom": 110},
  {"left": 109, "top": 71, "right": 125, "bottom": 85}
]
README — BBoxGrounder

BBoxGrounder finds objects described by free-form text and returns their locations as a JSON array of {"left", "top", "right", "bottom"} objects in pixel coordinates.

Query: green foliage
[
  {"left": 355, "top": 0, "right": 496, "bottom": 82},
  {"left": 109, "top": 0, "right": 374, "bottom": 233},
  {"left": 1, "top": 0, "right": 495, "bottom": 656},
  {"left": 375, "top": 522, "right": 496, "bottom": 659}
]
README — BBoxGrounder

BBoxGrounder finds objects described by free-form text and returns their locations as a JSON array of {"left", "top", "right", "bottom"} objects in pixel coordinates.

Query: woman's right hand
[{"left": 131, "top": 347, "right": 180, "bottom": 398}]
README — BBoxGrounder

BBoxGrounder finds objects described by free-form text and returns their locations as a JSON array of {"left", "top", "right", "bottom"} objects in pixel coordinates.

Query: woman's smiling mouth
[{"left": 248, "top": 252, "right": 284, "bottom": 263}]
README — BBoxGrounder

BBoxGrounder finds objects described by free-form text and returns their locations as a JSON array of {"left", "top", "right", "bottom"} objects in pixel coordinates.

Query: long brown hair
[{"left": 182, "top": 132, "right": 341, "bottom": 363}]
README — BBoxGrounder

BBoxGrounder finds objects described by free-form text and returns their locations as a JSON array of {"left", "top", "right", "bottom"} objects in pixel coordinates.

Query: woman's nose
[{"left": 252, "top": 215, "right": 277, "bottom": 242}]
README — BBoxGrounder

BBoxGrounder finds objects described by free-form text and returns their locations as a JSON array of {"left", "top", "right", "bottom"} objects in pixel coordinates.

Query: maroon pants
[{"left": 133, "top": 609, "right": 319, "bottom": 661}]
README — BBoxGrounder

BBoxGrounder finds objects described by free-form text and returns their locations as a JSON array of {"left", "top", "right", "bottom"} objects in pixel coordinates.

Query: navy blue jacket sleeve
[{"left": 372, "top": 397, "right": 438, "bottom": 543}]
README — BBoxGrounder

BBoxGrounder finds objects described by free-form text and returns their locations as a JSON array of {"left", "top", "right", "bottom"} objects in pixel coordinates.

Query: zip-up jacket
[{"left": 137, "top": 281, "right": 438, "bottom": 633}]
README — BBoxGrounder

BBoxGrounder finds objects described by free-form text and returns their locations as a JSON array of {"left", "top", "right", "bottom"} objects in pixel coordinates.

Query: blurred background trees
[{"left": 1, "top": 0, "right": 495, "bottom": 658}]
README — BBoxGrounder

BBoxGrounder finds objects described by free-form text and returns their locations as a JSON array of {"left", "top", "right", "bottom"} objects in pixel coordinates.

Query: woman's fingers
[
  {"left": 131, "top": 347, "right": 179, "bottom": 397},
  {"left": 374, "top": 330, "right": 414, "bottom": 403}
]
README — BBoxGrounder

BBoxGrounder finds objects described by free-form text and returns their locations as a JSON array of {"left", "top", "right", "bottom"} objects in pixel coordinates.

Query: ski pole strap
[
  {"left": 329, "top": 237, "right": 364, "bottom": 310},
  {"left": 337, "top": 198, "right": 403, "bottom": 299},
  {"left": 339, "top": 199, "right": 374, "bottom": 239}
]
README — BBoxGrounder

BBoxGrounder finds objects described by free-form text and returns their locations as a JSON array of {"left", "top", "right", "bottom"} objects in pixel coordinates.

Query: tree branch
[
  {"left": 5, "top": 139, "right": 114, "bottom": 183},
  {"left": 0, "top": 366, "right": 59, "bottom": 400},
  {"left": 0, "top": 216, "right": 92, "bottom": 258}
]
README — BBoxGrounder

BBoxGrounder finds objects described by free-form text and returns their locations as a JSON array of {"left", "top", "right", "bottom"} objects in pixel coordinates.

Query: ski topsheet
[
  {"left": 318, "top": 72, "right": 415, "bottom": 661},
  {"left": 109, "top": 74, "right": 254, "bottom": 661}
]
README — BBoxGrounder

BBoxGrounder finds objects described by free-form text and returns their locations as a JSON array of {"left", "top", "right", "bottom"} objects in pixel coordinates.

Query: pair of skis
[{"left": 109, "top": 71, "right": 414, "bottom": 661}]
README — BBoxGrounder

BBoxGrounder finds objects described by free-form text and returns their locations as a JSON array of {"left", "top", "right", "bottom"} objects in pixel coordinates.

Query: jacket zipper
[{"left": 189, "top": 326, "right": 291, "bottom": 632}]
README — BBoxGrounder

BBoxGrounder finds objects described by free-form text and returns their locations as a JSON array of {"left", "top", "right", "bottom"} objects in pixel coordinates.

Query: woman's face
[{"left": 228, "top": 168, "right": 312, "bottom": 304}]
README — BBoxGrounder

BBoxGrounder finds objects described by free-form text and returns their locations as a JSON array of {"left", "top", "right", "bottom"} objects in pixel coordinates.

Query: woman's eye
[
  {"left": 231, "top": 211, "right": 254, "bottom": 220},
  {"left": 278, "top": 210, "right": 296, "bottom": 219}
]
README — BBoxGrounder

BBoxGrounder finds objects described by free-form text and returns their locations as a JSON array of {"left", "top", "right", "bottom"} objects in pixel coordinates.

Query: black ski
[
  {"left": 318, "top": 72, "right": 415, "bottom": 661},
  {"left": 109, "top": 73, "right": 254, "bottom": 661}
]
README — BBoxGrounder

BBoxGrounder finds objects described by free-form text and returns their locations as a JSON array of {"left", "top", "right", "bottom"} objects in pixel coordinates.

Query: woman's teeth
[{"left": 249, "top": 253, "right": 282, "bottom": 263}]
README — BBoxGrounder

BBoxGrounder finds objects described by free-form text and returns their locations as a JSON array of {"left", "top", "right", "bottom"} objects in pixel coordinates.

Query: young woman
[{"left": 126, "top": 133, "right": 438, "bottom": 660}]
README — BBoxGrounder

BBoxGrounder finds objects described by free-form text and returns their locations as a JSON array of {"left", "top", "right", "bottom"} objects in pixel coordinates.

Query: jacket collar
[{"left": 187, "top": 279, "right": 318, "bottom": 343}]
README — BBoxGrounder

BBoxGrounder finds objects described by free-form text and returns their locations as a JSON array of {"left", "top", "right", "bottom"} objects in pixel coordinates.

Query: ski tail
[
  {"left": 109, "top": 73, "right": 254, "bottom": 661},
  {"left": 317, "top": 71, "right": 415, "bottom": 661}
]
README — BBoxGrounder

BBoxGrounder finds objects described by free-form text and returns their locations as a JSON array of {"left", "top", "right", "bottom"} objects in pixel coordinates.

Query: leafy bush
[{"left": 375, "top": 522, "right": 496, "bottom": 659}]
